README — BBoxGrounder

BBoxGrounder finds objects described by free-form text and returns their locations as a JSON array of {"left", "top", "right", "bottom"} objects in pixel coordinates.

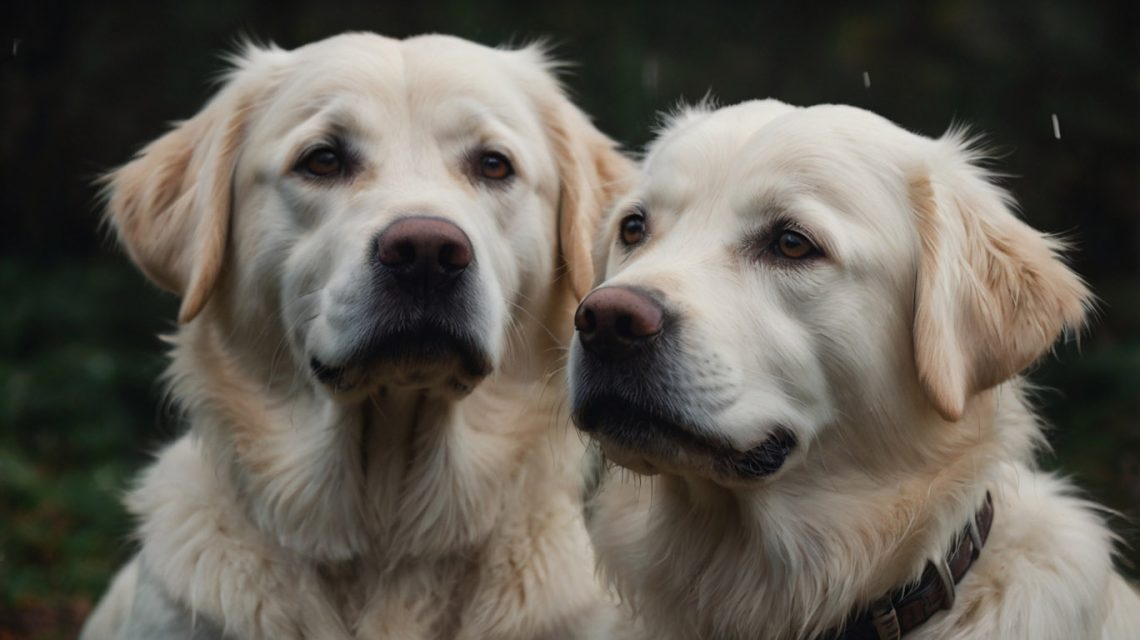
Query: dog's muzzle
[
  {"left": 310, "top": 215, "right": 493, "bottom": 395},
  {"left": 570, "top": 286, "right": 796, "bottom": 480}
]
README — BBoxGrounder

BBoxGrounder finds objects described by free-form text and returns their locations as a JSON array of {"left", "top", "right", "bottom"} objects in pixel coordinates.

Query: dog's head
[
  {"left": 104, "top": 33, "right": 629, "bottom": 401},
  {"left": 570, "top": 100, "right": 1088, "bottom": 486}
]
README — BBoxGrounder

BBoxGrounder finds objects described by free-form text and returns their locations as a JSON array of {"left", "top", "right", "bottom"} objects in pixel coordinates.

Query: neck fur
[
  {"left": 594, "top": 383, "right": 1043, "bottom": 640},
  {"left": 162, "top": 280, "right": 578, "bottom": 565}
]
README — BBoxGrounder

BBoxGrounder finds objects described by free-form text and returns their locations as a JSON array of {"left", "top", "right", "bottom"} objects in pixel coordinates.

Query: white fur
[
  {"left": 82, "top": 32, "right": 633, "bottom": 640},
  {"left": 578, "top": 100, "right": 1140, "bottom": 639}
]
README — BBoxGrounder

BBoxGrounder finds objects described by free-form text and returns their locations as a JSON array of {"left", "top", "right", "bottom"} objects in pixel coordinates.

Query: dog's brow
[
  {"left": 437, "top": 112, "right": 490, "bottom": 147},
  {"left": 315, "top": 104, "right": 369, "bottom": 137},
  {"left": 279, "top": 103, "right": 368, "bottom": 172},
  {"left": 754, "top": 202, "right": 789, "bottom": 220},
  {"left": 740, "top": 198, "right": 844, "bottom": 266},
  {"left": 738, "top": 197, "right": 795, "bottom": 225},
  {"left": 287, "top": 105, "right": 360, "bottom": 143},
  {"left": 293, "top": 95, "right": 368, "bottom": 129},
  {"left": 435, "top": 99, "right": 516, "bottom": 146}
]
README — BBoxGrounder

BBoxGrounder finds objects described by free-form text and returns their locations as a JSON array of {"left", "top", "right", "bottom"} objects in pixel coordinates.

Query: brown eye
[
  {"left": 620, "top": 214, "right": 647, "bottom": 246},
  {"left": 478, "top": 152, "right": 514, "bottom": 180},
  {"left": 299, "top": 147, "right": 343, "bottom": 177},
  {"left": 775, "top": 230, "right": 817, "bottom": 259}
]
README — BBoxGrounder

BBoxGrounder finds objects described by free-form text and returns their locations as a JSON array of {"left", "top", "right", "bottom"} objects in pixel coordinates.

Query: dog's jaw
[
  {"left": 571, "top": 364, "right": 801, "bottom": 485},
  {"left": 308, "top": 347, "right": 492, "bottom": 404},
  {"left": 589, "top": 383, "right": 1048, "bottom": 640},
  {"left": 584, "top": 413, "right": 799, "bottom": 485}
]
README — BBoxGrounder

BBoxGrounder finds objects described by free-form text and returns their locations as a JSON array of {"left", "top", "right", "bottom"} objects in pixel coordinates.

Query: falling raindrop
[{"left": 642, "top": 56, "right": 660, "bottom": 95}]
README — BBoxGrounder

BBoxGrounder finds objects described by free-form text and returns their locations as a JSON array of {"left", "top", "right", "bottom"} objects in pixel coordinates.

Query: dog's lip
[
  {"left": 574, "top": 393, "right": 729, "bottom": 451},
  {"left": 309, "top": 357, "right": 351, "bottom": 388},
  {"left": 574, "top": 394, "right": 797, "bottom": 480},
  {"left": 309, "top": 324, "right": 492, "bottom": 393},
  {"left": 712, "top": 427, "right": 797, "bottom": 480}
]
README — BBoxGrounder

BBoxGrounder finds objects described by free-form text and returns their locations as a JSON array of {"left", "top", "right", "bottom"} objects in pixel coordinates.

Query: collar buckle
[
  {"left": 868, "top": 596, "right": 901, "bottom": 640},
  {"left": 823, "top": 492, "right": 995, "bottom": 640}
]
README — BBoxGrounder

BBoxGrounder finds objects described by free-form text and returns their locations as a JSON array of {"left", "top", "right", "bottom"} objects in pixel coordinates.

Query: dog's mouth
[
  {"left": 310, "top": 323, "right": 492, "bottom": 398},
  {"left": 573, "top": 394, "right": 797, "bottom": 481}
]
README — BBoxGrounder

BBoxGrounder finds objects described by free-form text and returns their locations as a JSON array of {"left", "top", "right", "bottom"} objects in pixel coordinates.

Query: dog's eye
[
  {"left": 478, "top": 152, "right": 514, "bottom": 180},
  {"left": 774, "top": 230, "right": 819, "bottom": 259},
  {"left": 298, "top": 147, "right": 343, "bottom": 178},
  {"left": 619, "top": 214, "right": 647, "bottom": 246}
]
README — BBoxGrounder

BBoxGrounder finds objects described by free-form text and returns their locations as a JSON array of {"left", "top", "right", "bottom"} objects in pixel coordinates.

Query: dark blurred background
[{"left": 1, "top": 1, "right": 1137, "bottom": 637}]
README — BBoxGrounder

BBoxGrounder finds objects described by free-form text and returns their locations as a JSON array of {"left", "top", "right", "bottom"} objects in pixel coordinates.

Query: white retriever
[
  {"left": 81, "top": 33, "right": 633, "bottom": 640},
  {"left": 570, "top": 99, "right": 1140, "bottom": 639}
]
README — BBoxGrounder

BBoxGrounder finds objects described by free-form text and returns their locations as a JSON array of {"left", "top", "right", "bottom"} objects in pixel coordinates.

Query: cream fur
[
  {"left": 81, "top": 32, "right": 634, "bottom": 640},
  {"left": 576, "top": 100, "right": 1140, "bottom": 639}
]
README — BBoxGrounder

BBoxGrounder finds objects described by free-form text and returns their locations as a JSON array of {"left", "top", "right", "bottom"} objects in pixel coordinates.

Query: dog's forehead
[
  {"left": 646, "top": 104, "right": 916, "bottom": 196},
  {"left": 735, "top": 106, "right": 920, "bottom": 184},
  {"left": 638, "top": 101, "right": 799, "bottom": 213},
  {"left": 266, "top": 34, "right": 543, "bottom": 137},
  {"left": 644, "top": 103, "right": 792, "bottom": 182}
]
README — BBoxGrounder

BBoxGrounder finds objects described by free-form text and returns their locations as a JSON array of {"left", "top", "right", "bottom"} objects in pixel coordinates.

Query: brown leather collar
[{"left": 820, "top": 492, "right": 995, "bottom": 640}]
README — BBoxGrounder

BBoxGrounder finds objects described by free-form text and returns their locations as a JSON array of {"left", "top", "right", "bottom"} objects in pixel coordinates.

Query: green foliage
[
  {"left": 1036, "top": 342, "right": 1140, "bottom": 575},
  {"left": 0, "top": 259, "right": 174, "bottom": 633}
]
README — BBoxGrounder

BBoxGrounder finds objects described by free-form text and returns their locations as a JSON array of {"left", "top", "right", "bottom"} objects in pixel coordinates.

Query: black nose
[
  {"left": 575, "top": 287, "right": 664, "bottom": 360},
  {"left": 376, "top": 217, "right": 473, "bottom": 294}
]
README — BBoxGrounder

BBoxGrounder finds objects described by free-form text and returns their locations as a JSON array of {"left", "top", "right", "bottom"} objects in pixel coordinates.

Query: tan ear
[
  {"left": 543, "top": 101, "right": 636, "bottom": 301},
  {"left": 103, "top": 70, "right": 256, "bottom": 324},
  {"left": 911, "top": 142, "right": 1090, "bottom": 421}
]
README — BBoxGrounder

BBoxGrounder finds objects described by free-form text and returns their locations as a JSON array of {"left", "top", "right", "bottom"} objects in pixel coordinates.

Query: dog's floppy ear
[
  {"left": 910, "top": 137, "right": 1090, "bottom": 421},
  {"left": 102, "top": 53, "right": 266, "bottom": 324},
  {"left": 544, "top": 101, "right": 635, "bottom": 301},
  {"left": 512, "top": 46, "right": 635, "bottom": 301}
]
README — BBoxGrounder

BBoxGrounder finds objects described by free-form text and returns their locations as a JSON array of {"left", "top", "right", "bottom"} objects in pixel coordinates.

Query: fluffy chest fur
[{"left": 121, "top": 328, "right": 604, "bottom": 640}]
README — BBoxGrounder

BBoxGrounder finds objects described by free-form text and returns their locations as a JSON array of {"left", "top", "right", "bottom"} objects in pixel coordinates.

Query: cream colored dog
[
  {"left": 570, "top": 99, "right": 1140, "bottom": 639},
  {"left": 81, "top": 33, "right": 633, "bottom": 640}
]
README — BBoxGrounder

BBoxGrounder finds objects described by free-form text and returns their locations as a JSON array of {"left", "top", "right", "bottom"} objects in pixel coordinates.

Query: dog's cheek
[
  {"left": 494, "top": 193, "right": 559, "bottom": 314},
  {"left": 519, "top": 191, "right": 560, "bottom": 291},
  {"left": 476, "top": 271, "right": 508, "bottom": 368},
  {"left": 800, "top": 282, "right": 901, "bottom": 427},
  {"left": 278, "top": 219, "right": 367, "bottom": 366}
]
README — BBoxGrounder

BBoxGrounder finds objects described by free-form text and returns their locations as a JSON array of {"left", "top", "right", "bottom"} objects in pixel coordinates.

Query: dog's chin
[
  {"left": 595, "top": 439, "right": 662, "bottom": 476},
  {"left": 575, "top": 395, "right": 798, "bottom": 486},
  {"left": 310, "top": 326, "right": 493, "bottom": 402}
]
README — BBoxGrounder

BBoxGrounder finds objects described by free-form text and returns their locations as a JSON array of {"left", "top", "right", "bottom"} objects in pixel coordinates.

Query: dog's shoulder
[{"left": 919, "top": 464, "right": 1132, "bottom": 639}]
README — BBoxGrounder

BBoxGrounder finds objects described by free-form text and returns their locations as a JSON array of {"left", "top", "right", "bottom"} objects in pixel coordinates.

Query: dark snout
[
  {"left": 570, "top": 286, "right": 796, "bottom": 481},
  {"left": 311, "top": 215, "right": 490, "bottom": 392},
  {"left": 571, "top": 286, "right": 683, "bottom": 434},
  {"left": 574, "top": 287, "right": 665, "bottom": 360},
  {"left": 376, "top": 216, "right": 473, "bottom": 296}
]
